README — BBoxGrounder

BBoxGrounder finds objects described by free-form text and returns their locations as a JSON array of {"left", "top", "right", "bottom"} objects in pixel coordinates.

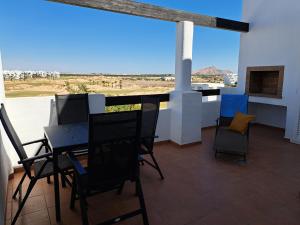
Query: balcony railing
[
  {"left": 196, "top": 89, "right": 220, "bottom": 96},
  {"left": 105, "top": 89, "right": 220, "bottom": 106},
  {"left": 105, "top": 94, "right": 170, "bottom": 106}
]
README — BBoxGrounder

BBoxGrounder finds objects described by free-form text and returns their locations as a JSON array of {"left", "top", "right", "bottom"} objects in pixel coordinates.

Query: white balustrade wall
[
  {"left": 2, "top": 93, "right": 288, "bottom": 169},
  {"left": 3, "top": 96, "right": 172, "bottom": 167},
  {"left": 0, "top": 52, "right": 11, "bottom": 225}
]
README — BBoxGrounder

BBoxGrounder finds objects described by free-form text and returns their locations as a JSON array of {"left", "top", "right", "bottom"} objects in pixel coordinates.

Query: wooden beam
[{"left": 48, "top": 0, "right": 249, "bottom": 32}]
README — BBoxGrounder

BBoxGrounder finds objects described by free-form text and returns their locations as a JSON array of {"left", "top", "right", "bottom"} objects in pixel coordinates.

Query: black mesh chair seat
[
  {"left": 34, "top": 155, "right": 73, "bottom": 178},
  {"left": 214, "top": 127, "right": 248, "bottom": 154}
]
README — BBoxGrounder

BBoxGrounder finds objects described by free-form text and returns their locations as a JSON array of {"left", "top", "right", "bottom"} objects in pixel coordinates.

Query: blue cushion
[{"left": 220, "top": 94, "right": 249, "bottom": 117}]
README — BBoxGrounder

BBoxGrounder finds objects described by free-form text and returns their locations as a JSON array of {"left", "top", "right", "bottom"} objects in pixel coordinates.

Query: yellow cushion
[{"left": 229, "top": 112, "right": 255, "bottom": 134}]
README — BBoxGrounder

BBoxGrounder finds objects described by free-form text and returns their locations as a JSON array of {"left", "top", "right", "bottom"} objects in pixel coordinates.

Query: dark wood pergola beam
[{"left": 48, "top": 0, "right": 249, "bottom": 32}]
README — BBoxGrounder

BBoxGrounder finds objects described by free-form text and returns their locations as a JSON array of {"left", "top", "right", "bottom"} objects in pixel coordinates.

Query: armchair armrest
[
  {"left": 68, "top": 152, "right": 87, "bottom": 176},
  {"left": 22, "top": 138, "right": 47, "bottom": 146},
  {"left": 18, "top": 152, "right": 52, "bottom": 164}
]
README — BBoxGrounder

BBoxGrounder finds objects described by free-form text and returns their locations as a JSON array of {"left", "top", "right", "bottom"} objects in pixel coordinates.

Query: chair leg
[
  {"left": 47, "top": 176, "right": 51, "bottom": 184},
  {"left": 61, "top": 173, "right": 67, "bottom": 188},
  {"left": 78, "top": 185, "right": 89, "bottom": 225},
  {"left": 149, "top": 152, "right": 164, "bottom": 180},
  {"left": 44, "top": 143, "right": 52, "bottom": 184},
  {"left": 11, "top": 179, "right": 37, "bottom": 225},
  {"left": 136, "top": 178, "right": 149, "bottom": 225},
  {"left": 70, "top": 177, "right": 76, "bottom": 209},
  {"left": 12, "top": 173, "right": 26, "bottom": 199}
]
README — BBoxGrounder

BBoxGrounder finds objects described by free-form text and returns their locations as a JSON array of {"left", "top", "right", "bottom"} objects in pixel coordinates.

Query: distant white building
[
  {"left": 3, "top": 70, "right": 60, "bottom": 80},
  {"left": 162, "top": 76, "right": 175, "bottom": 81},
  {"left": 192, "top": 83, "right": 225, "bottom": 90},
  {"left": 223, "top": 73, "right": 238, "bottom": 86}
]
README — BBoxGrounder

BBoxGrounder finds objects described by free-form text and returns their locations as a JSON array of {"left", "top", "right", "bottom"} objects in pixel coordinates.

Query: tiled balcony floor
[{"left": 5, "top": 125, "right": 300, "bottom": 225}]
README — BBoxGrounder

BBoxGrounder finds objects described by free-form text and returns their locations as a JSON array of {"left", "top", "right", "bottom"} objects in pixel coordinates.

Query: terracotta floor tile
[
  {"left": 190, "top": 208, "right": 241, "bottom": 225},
  {"left": 6, "top": 125, "right": 300, "bottom": 225},
  {"left": 48, "top": 204, "right": 89, "bottom": 225},
  {"left": 12, "top": 176, "right": 44, "bottom": 199},
  {"left": 12, "top": 195, "right": 47, "bottom": 216},
  {"left": 5, "top": 201, "right": 12, "bottom": 221},
  {"left": 6, "top": 181, "right": 13, "bottom": 203},
  {"left": 14, "top": 209, "right": 50, "bottom": 225}
]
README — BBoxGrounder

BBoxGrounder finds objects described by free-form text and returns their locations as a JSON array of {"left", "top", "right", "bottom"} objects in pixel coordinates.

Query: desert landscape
[
  {"left": 4, "top": 66, "right": 230, "bottom": 98},
  {"left": 4, "top": 75, "right": 175, "bottom": 98}
]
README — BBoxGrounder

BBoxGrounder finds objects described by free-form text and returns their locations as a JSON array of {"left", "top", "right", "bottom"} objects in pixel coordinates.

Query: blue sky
[{"left": 0, "top": 0, "right": 243, "bottom": 73}]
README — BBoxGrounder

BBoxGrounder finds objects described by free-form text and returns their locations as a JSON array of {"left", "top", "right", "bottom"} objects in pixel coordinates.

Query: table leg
[{"left": 53, "top": 151, "right": 61, "bottom": 221}]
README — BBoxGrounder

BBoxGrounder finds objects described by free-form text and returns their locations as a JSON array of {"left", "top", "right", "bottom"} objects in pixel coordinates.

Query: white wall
[
  {"left": 249, "top": 103, "right": 286, "bottom": 129},
  {"left": 155, "top": 109, "right": 171, "bottom": 142},
  {"left": 0, "top": 52, "right": 11, "bottom": 225},
  {"left": 239, "top": 0, "right": 300, "bottom": 139},
  {"left": 202, "top": 100, "right": 220, "bottom": 128}
]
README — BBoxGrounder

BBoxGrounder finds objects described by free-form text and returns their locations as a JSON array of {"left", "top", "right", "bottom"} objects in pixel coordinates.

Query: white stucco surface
[
  {"left": 248, "top": 103, "right": 286, "bottom": 129},
  {"left": 202, "top": 100, "right": 220, "bottom": 128},
  {"left": 175, "top": 21, "right": 194, "bottom": 91},
  {"left": 155, "top": 109, "right": 171, "bottom": 142},
  {"left": 169, "top": 91, "right": 202, "bottom": 145},
  {"left": 239, "top": 0, "right": 300, "bottom": 140},
  {"left": 0, "top": 52, "right": 11, "bottom": 225}
]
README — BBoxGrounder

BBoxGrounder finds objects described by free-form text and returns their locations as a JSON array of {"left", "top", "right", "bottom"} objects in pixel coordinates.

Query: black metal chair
[
  {"left": 139, "top": 96, "right": 164, "bottom": 179},
  {"left": 55, "top": 93, "right": 89, "bottom": 125},
  {"left": 68, "top": 111, "right": 149, "bottom": 225},
  {"left": 0, "top": 104, "right": 73, "bottom": 225},
  {"left": 55, "top": 94, "right": 89, "bottom": 158},
  {"left": 55, "top": 94, "right": 90, "bottom": 187}
]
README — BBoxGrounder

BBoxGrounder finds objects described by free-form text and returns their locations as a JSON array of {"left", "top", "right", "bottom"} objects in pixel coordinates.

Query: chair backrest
[
  {"left": 140, "top": 96, "right": 160, "bottom": 151},
  {"left": 0, "top": 104, "right": 31, "bottom": 175},
  {"left": 55, "top": 94, "right": 89, "bottom": 125},
  {"left": 87, "top": 111, "right": 141, "bottom": 189},
  {"left": 219, "top": 94, "right": 249, "bottom": 126}
]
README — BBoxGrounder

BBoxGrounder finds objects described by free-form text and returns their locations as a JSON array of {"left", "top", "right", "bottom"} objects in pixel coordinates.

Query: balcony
[
  {"left": 5, "top": 125, "right": 300, "bottom": 225},
  {"left": 2, "top": 0, "right": 300, "bottom": 224}
]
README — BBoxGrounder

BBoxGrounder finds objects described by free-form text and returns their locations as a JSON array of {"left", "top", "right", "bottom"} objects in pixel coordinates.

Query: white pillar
[
  {"left": 169, "top": 21, "right": 202, "bottom": 146},
  {"left": 175, "top": 21, "right": 194, "bottom": 91},
  {"left": 290, "top": 91, "right": 300, "bottom": 144},
  {"left": 0, "top": 52, "right": 5, "bottom": 99}
]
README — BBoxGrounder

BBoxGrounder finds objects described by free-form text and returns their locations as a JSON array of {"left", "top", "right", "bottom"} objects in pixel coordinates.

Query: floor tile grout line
[{"left": 43, "top": 193, "right": 53, "bottom": 225}]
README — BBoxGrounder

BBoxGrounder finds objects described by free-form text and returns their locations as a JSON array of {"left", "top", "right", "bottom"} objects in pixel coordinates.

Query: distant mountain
[{"left": 193, "top": 66, "right": 233, "bottom": 76}]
